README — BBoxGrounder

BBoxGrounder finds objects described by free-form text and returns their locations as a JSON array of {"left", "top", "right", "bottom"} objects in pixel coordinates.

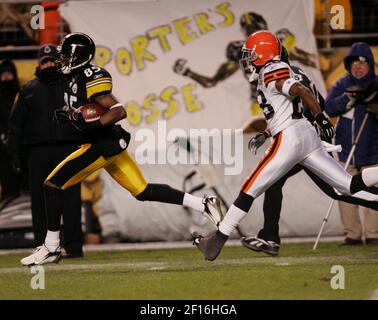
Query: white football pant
[{"left": 242, "top": 119, "right": 378, "bottom": 202}]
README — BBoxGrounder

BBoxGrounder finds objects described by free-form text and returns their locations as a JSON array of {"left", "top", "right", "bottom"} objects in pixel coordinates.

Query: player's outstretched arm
[
  {"left": 94, "top": 93, "right": 126, "bottom": 126},
  {"left": 173, "top": 59, "right": 239, "bottom": 88},
  {"left": 276, "top": 80, "right": 334, "bottom": 139}
]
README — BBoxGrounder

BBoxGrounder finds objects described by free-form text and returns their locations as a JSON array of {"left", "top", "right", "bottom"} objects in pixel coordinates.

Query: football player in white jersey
[
  {"left": 242, "top": 47, "right": 378, "bottom": 256},
  {"left": 192, "top": 31, "right": 378, "bottom": 261}
]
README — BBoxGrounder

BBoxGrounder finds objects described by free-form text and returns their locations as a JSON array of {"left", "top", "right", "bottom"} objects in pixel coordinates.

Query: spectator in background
[
  {"left": 0, "top": 59, "right": 20, "bottom": 209},
  {"left": 8, "top": 45, "right": 84, "bottom": 258},
  {"left": 325, "top": 42, "right": 378, "bottom": 246}
]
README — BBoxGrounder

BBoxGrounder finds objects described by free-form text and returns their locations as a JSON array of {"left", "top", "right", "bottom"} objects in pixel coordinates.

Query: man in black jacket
[
  {"left": 0, "top": 59, "right": 20, "bottom": 209},
  {"left": 8, "top": 45, "right": 84, "bottom": 258}
]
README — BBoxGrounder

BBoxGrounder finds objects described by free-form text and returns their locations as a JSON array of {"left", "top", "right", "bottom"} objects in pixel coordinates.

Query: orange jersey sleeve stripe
[
  {"left": 264, "top": 67, "right": 290, "bottom": 78},
  {"left": 264, "top": 67, "right": 290, "bottom": 85},
  {"left": 241, "top": 132, "right": 283, "bottom": 193},
  {"left": 264, "top": 70, "right": 290, "bottom": 81},
  {"left": 264, "top": 73, "right": 290, "bottom": 87}
]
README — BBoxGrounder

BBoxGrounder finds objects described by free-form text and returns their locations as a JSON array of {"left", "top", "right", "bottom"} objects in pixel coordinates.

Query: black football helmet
[
  {"left": 240, "top": 12, "right": 268, "bottom": 38},
  {"left": 57, "top": 32, "right": 95, "bottom": 75}
]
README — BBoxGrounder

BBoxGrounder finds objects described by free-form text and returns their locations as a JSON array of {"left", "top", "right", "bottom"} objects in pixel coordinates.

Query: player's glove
[
  {"left": 315, "top": 113, "right": 334, "bottom": 140},
  {"left": 53, "top": 109, "right": 71, "bottom": 124},
  {"left": 69, "top": 112, "right": 102, "bottom": 133},
  {"left": 248, "top": 131, "right": 270, "bottom": 154},
  {"left": 54, "top": 109, "right": 101, "bottom": 132},
  {"left": 173, "top": 59, "right": 189, "bottom": 75}
]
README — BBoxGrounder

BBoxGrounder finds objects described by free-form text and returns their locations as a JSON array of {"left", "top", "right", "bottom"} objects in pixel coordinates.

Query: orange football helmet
[{"left": 240, "top": 30, "right": 281, "bottom": 81}]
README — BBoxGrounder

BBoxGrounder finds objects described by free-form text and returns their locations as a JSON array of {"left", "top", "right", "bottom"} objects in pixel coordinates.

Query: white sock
[
  {"left": 362, "top": 167, "right": 378, "bottom": 187},
  {"left": 45, "top": 230, "right": 60, "bottom": 252},
  {"left": 219, "top": 205, "right": 247, "bottom": 236},
  {"left": 183, "top": 193, "right": 205, "bottom": 212}
]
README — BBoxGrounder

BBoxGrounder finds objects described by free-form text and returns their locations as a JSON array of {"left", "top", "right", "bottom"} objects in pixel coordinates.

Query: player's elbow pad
[{"left": 282, "top": 78, "right": 299, "bottom": 96}]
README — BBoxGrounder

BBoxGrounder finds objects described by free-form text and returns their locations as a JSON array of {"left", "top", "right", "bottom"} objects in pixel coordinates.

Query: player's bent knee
[
  {"left": 135, "top": 184, "right": 152, "bottom": 201},
  {"left": 234, "top": 191, "right": 254, "bottom": 212},
  {"left": 350, "top": 173, "right": 367, "bottom": 194}
]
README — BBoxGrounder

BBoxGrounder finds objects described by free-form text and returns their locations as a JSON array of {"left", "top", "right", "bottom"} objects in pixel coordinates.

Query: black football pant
[
  {"left": 258, "top": 164, "right": 378, "bottom": 244},
  {"left": 29, "top": 144, "right": 83, "bottom": 254},
  {"left": 0, "top": 143, "right": 20, "bottom": 199},
  {"left": 44, "top": 144, "right": 185, "bottom": 232}
]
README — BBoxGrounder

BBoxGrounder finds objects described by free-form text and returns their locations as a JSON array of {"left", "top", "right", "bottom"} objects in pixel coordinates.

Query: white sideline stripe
[
  {"left": 0, "top": 255, "right": 374, "bottom": 275},
  {"left": 370, "top": 289, "right": 378, "bottom": 300},
  {"left": 0, "top": 236, "right": 344, "bottom": 255}
]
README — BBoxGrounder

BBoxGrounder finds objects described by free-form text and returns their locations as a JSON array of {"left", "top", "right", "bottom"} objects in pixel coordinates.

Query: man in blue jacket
[{"left": 325, "top": 42, "right": 378, "bottom": 246}]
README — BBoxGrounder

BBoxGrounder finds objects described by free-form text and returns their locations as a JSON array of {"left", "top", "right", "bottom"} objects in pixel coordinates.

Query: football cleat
[
  {"left": 241, "top": 236, "right": 280, "bottom": 256},
  {"left": 191, "top": 230, "right": 228, "bottom": 261},
  {"left": 202, "top": 195, "right": 224, "bottom": 226},
  {"left": 21, "top": 245, "right": 62, "bottom": 267}
]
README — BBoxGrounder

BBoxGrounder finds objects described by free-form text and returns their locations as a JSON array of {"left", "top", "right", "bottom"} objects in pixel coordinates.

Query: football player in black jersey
[{"left": 21, "top": 33, "right": 224, "bottom": 266}]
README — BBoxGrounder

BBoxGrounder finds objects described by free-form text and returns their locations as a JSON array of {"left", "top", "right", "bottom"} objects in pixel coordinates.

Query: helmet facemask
[
  {"left": 239, "top": 45, "right": 259, "bottom": 82},
  {"left": 57, "top": 33, "right": 95, "bottom": 75}
]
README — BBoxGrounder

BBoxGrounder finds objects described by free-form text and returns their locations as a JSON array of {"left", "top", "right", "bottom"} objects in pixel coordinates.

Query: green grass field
[{"left": 1, "top": 242, "right": 377, "bottom": 300}]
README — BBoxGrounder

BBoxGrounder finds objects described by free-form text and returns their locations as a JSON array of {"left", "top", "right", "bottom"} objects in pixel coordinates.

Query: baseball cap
[{"left": 38, "top": 44, "right": 59, "bottom": 63}]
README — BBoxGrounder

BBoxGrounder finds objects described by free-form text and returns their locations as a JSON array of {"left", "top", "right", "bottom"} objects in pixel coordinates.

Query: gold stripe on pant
[{"left": 46, "top": 144, "right": 148, "bottom": 197}]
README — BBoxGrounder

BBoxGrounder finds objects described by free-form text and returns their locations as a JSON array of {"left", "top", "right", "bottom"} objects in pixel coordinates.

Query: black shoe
[
  {"left": 191, "top": 230, "right": 228, "bottom": 261},
  {"left": 338, "top": 237, "right": 363, "bottom": 246},
  {"left": 241, "top": 236, "right": 280, "bottom": 256},
  {"left": 366, "top": 238, "right": 378, "bottom": 245},
  {"left": 63, "top": 251, "right": 84, "bottom": 259}
]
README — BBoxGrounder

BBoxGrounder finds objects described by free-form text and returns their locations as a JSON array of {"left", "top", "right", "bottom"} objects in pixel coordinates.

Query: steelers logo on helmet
[
  {"left": 239, "top": 12, "right": 268, "bottom": 38},
  {"left": 44, "top": 46, "right": 52, "bottom": 54},
  {"left": 119, "top": 138, "right": 128, "bottom": 149},
  {"left": 58, "top": 32, "right": 95, "bottom": 75}
]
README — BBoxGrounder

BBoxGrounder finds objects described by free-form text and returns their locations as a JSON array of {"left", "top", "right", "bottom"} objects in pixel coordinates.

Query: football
[{"left": 80, "top": 102, "right": 107, "bottom": 122}]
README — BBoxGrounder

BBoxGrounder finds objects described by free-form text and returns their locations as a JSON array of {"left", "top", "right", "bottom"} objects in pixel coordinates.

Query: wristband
[{"left": 282, "top": 78, "right": 298, "bottom": 96}]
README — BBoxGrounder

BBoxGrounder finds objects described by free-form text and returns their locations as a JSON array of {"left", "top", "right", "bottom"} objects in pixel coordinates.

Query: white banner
[
  {"left": 60, "top": 0, "right": 324, "bottom": 138},
  {"left": 59, "top": 0, "right": 339, "bottom": 241}
]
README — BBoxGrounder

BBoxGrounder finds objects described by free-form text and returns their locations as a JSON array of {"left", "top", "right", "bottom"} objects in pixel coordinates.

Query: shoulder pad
[
  {"left": 291, "top": 65, "right": 311, "bottom": 88},
  {"left": 262, "top": 61, "right": 291, "bottom": 87},
  {"left": 83, "top": 65, "right": 113, "bottom": 100}
]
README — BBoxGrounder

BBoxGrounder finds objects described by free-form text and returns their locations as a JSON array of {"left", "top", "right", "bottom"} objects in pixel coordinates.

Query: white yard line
[
  {"left": 0, "top": 236, "right": 344, "bottom": 255},
  {"left": 0, "top": 255, "right": 374, "bottom": 275}
]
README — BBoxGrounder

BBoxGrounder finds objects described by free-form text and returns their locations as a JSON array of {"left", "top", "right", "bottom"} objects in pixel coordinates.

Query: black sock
[
  {"left": 136, "top": 183, "right": 185, "bottom": 205},
  {"left": 350, "top": 173, "right": 375, "bottom": 194},
  {"left": 44, "top": 184, "right": 63, "bottom": 231},
  {"left": 233, "top": 191, "right": 255, "bottom": 212}
]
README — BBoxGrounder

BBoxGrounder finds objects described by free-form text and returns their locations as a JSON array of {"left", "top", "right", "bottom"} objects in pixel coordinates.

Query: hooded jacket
[
  {"left": 8, "top": 66, "right": 82, "bottom": 151},
  {"left": 325, "top": 42, "right": 378, "bottom": 168},
  {"left": 0, "top": 60, "right": 20, "bottom": 141}
]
